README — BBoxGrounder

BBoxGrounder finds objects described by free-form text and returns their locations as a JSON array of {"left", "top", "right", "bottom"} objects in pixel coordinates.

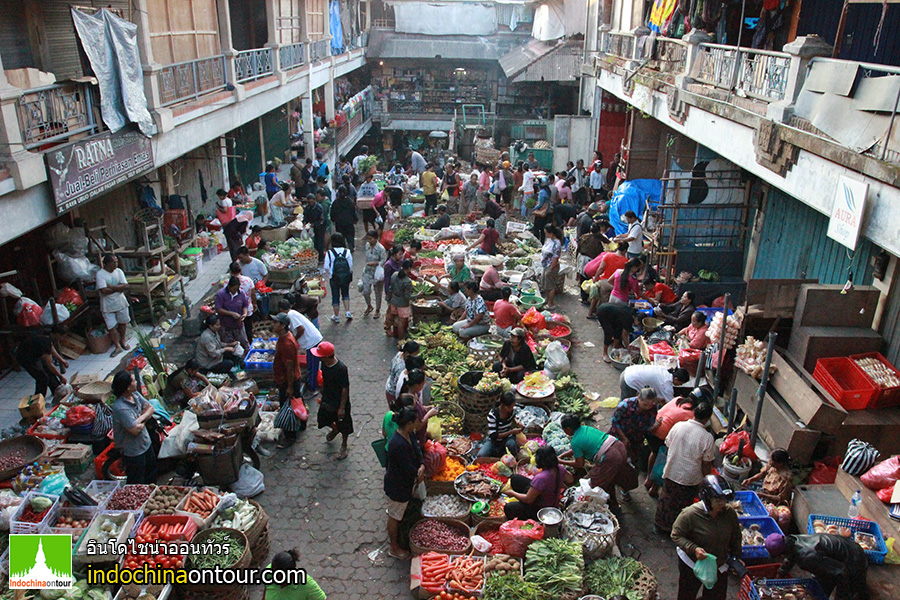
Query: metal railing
[
  {"left": 607, "top": 31, "right": 635, "bottom": 59},
  {"left": 279, "top": 42, "right": 306, "bottom": 71},
  {"left": 235, "top": 48, "right": 274, "bottom": 83},
  {"left": 696, "top": 43, "right": 790, "bottom": 102},
  {"left": 308, "top": 39, "right": 331, "bottom": 63},
  {"left": 159, "top": 55, "right": 227, "bottom": 107},
  {"left": 649, "top": 37, "right": 687, "bottom": 74},
  {"left": 16, "top": 82, "right": 103, "bottom": 150}
]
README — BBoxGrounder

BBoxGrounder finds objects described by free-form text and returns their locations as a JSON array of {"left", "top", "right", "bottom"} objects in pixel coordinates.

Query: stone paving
[{"left": 145, "top": 245, "right": 728, "bottom": 598}]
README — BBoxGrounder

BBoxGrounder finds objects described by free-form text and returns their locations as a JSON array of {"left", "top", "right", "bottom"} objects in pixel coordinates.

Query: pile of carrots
[
  {"left": 182, "top": 489, "right": 219, "bottom": 518},
  {"left": 446, "top": 555, "right": 484, "bottom": 594},
  {"left": 418, "top": 551, "right": 485, "bottom": 595}
]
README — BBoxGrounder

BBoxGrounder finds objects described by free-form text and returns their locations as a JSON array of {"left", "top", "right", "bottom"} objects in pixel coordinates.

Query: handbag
[
  {"left": 498, "top": 170, "right": 507, "bottom": 191},
  {"left": 274, "top": 399, "right": 300, "bottom": 431},
  {"left": 842, "top": 438, "right": 880, "bottom": 476},
  {"left": 533, "top": 204, "right": 549, "bottom": 217}
]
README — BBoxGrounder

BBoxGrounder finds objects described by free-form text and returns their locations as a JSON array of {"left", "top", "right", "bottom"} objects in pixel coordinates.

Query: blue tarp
[
  {"left": 330, "top": 1, "right": 344, "bottom": 54},
  {"left": 608, "top": 179, "right": 663, "bottom": 235}
]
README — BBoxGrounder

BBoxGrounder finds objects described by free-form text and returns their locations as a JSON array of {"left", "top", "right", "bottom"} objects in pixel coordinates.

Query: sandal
[
  {"left": 364, "top": 306, "right": 373, "bottom": 317},
  {"left": 373, "top": 312, "right": 381, "bottom": 318},
  {"left": 335, "top": 448, "right": 349, "bottom": 460},
  {"left": 388, "top": 549, "right": 411, "bottom": 560}
]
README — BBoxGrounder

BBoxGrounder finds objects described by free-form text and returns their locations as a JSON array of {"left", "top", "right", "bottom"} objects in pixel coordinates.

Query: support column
[
  {"left": 767, "top": 36, "right": 833, "bottom": 123},
  {"left": 265, "top": 0, "right": 286, "bottom": 82},
  {"left": 675, "top": 29, "right": 713, "bottom": 91},
  {"left": 217, "top": 0, "right": 244, "bottom": 100},
  {"left": 0, "top": 52, "right": 46, "bottom": 189},
  {"left": 599, "top": 24, "right": 611, "bottom": 53},
  {"left": 303, "top": 93, "right": 315, "bottom": 160},
  {"left": 325, "top": 75, "right": 336, "bottom": 121},
  {"left": 133, "top": 0, "right": 172, "bottom": 131}
]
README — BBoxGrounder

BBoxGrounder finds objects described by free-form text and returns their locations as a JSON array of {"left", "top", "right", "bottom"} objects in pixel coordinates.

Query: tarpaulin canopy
[
  {"left": 531, "top": 0, "right": 565, "bottom": 40},
  {"left": 608, "top": 179, "right": 663, "bottom": 235},
  {"left": 71, "top": 8, "right": 154, "bottom": 137},
  {"left": 388, "top": 2, "right": 499, "bottom": 35},
  {"left": 330, "top": 0, "right": 344, "bottom": 53}
]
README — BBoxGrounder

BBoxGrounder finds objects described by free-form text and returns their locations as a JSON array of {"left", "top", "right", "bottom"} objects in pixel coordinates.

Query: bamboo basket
[
  {"left": 457, "top": 371, "right": 502, "bottom": 433},
  {"left": 561, "top": 501, "right": 619, "bottom": 560},
  {"left": 249, "top": 522, "right": 271, "bottom": 567},
  {"left": 182, "top": 527, "right": 250, "bottom": 594},
  {"left": 467, "top": 336, "right": 502, "bottom": 363},
  {"left": 408, "top": 517, "right": 472, "bottom": 556}
]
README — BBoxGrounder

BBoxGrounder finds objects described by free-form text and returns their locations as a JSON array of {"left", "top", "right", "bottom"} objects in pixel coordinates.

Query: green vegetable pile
[
  {"left": 583, "top": 556, "right": 646, "bottom": 600},
  {"left": 272, "top": 237, "right": 314, "bottom": 257},
  {"left": 524, "top": 539, "right": 584, "bottom": 599},
  {"left": 542, "top": 419, "right": 571, "bottom": 454},
  {"left": 420, "top": 250, "right": 443, "bottom": 259},
  {"left": 189, "top": 529, "right": 246, "bottom": 569},
  {"left": 409, "top": 323, "right": 468, "bottom": 371},
  {"left": 554, "top": 374, "right": 591, "bottom": 419},
  {"left": 483, "top": 572, "right": 540, "bottom": 600},
  {"left": 412, "top": 281, "right": 435, "bottom": 295},
  {"left": 394, "top": 228, "right": 416, "bottom": 244}
]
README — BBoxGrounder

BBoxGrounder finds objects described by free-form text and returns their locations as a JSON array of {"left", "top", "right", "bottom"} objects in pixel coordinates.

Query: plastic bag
[
  {"left": 16, "top": 300, "right": 42, "bottom": 328},
  {"left": 57, "top": 287, "right": 84, "bottom": 307},
  {"left": 231, "top": 463, "right": 265, "bottom": 498},
  {"left": 40, "top": 301, "right": 70, "bottom": 325},
  {"left": 290, "top": 396, "right": 308, "bottom": 421},
  {"left": 885, "top": 538, "right": 900, "bottom": 564},
  {"left": 718, "top": 431, "right": 759, "bottom": 461},
  {"left": 0, "top": 283, "right": 22, "bottom": 299},
  {"left": 842, "top": 439, "right": 881, "bottom": 476},
  {"left": 53, "top": 250, "right": 97, "bottom": 283},
  {"left": 422, "top": 440, "right": 448, "bottom": 478},
  {"left": 380, "top": 229, "right": 394, "bottom": 250},
  {"left": 693, "top": 554, "right": 718, "bottom": 589},
  {"left": 521, "top": 307, "right": 547, "bottom": 330},
  {"left": 62, "top": 405, "right": 96, "bottom": 427},
  {"left": 876, "top": 486, "right": 893, "bottom": 503},
  {"left": 808, "top": 456, "right": 840, "bottom": 485},
  {"left": 498, "top": 519, "right": 544, "bottom": 557},
  {"left": 40, "top": 472, "right": 70, "bottom": 496},
  {"left": 861, "top": 456, "right": 900, "bottom": 491},
  {"left": 648, "top": 341, "right": 676, "bottom": 358},
  {"left": 426, "top": 418, "right": 442, "bottom": 441},
  {"left": 570, "top": 478, "right": 610, "bottom": 505},
  {"left": 543, "top": 341, "right": 570, "bottom": 379}
]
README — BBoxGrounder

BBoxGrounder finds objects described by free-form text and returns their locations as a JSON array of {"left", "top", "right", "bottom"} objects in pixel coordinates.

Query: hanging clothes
[{"left": 199, "top": 169, "right": 208, "bottom": 204}]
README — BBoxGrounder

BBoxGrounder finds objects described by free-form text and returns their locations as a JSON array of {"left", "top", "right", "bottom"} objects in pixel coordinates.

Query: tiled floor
[{"left": 0, "top": 247, "right": 233, "bottom": 433}]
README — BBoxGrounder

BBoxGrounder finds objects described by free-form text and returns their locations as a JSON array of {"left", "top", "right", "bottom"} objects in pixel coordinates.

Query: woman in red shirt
[
  {"left": 645, "top": 394, "right": 698, "bottom": 496},
  {"left": 641, "top": 279, "right": 678, "bottom": 306},
  {"left": 468, "top": 219, "right": 500, "bottom": 255},
  {"left": 272, "top": 313, "right": 305, "bottom": 447},
  {"left": 679, "top": 311, "right": 710, "bottom": 350}
]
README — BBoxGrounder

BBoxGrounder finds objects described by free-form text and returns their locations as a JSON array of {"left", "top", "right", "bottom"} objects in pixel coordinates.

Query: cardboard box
[
  {"left": 18, "top": 394, "right": 45, "bottom": 422},
  {"left": 47, "top": 443, "right": 93, "bottom": 475},
  {"left": 5, "top": 68, "right": 56, "bottom": 89}
]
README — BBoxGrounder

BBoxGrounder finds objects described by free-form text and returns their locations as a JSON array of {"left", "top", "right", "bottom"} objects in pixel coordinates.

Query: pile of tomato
[{"left": 437, "top": 592, "right": 477, "bottom": 600}]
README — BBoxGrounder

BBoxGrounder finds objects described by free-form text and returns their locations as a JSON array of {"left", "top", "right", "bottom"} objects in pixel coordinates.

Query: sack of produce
[
  {"left": 861, "top": 455, "right": 900, "bottom": 491},
  {"left": 423, "top": 440, "right": 448, "bottom": 478},
  {"left": 499, "top": 518, "right": 544, "bottom": 558}
]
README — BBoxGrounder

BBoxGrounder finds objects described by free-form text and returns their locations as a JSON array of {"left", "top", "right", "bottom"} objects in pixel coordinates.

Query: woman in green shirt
[
  {"left": 558, "top": 413, "right": 636, "bottom": 514},
  {"left": 382, "top": 393, "right": 416, "bottom": 442},
  {"left": 265, "top": 549, "right": 326, "bottom": 599},
  {"left": 447, "top": 254, "right": 472, "bottom": 283}
]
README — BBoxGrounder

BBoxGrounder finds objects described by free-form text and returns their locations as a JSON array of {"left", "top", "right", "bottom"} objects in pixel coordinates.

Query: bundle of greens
[
  {"left": 524, "top": 539, "right": 584, "bottom": 599},
  {"left": 582, "top": 556, "right": 646, "bottom": 600},
  {"left": 483, "top": 572, "right": 540, "bottom": 600}
]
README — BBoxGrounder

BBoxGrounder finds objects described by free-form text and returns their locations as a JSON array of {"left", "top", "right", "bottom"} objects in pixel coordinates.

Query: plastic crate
[
  {"left": 136, "top": 515, "right": 198, "bottom": 542},
  {"left": 739, "top": 516, "right": 783, "bottom": 559},
  {"left": 807, "top": 514, "right": 888, "bottom": 564},
  {"left": 849, "top": 352, "right": 900, "bottom": 409},
  {"left": 83, "top": 479, "right": 122, "bottom": 508},
  {"left": 739, "top": 577, "right": 828, "bottom": 600},
  {"left": 696, "top": 307, "right": 734, "bottom": 320},
  {"left": 245, "top": 349, "right": 275, "bottom": 370},
  {"left": 11, "top": 491, "right": 61, "bottom": 534},
  {"left": 734, "top": 491, "right": 768, "bottom": 518},
  {"left": 49, "top": 506, "right": 99, "bottom": 549},
  {"left": 813, "top": 357, "right": 879, "bottom": 410}
]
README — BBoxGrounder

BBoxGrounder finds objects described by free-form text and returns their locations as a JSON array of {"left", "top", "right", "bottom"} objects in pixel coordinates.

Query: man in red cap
[{"left": 312, "top": 342, "right": 353, "bottom": 460}]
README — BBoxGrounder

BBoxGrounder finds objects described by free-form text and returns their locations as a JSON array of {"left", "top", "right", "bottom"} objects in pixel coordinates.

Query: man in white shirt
[
  {"left": 568, "top": 158, "right": 587, "bottom": 205},
  {"left": 621, "top": 364, "right": 690, "bottom": 403},
  {"left": 278, "top": 299, "right": 324, "bottom": 396},
  {"left": 615, "top": 210, "right": 645, "bottom": 258},
  {"left": 237, "top": 247, "right": 268, "bottom": 284},
  {"left": 96, "top": 254, "right": 130, "bottom": 356},
  {"left": 655, "top": 402, "right": 716, "bottom": 534},
  {"left": 351, "top": 145, "right": 369, "bottom": 176},
  {"left": 408, "top": 149, "right": 426, "bottom": 176}
]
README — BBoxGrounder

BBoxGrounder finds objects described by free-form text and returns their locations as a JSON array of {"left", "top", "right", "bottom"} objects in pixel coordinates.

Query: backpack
[
  {"left": 330, "top": 249, "right": 352, "bottom": 285},
  {"left": 317, "top": 161, "right": 329, "bottom": 179}
]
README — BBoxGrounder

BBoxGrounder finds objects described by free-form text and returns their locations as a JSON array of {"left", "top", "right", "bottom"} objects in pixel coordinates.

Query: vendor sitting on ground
[
  {"left": 491, "top": 327, "right": 537, "bottom": 384},
  {"left": 437, "top": 281, "right": 466, "bottom": 321},
  {"left": 195, "top": 315, "right": 242, "bottom": 373},
  {"left": 478, "top": 262, "right": 504, "bottom": 302},
  {"left": 447, "top": 253, "right": 472, "bottom": 283},
  {"left": 468, "top": 218, "right": 500, "bottom": 255},
  {"left": 641, "top": 277, "right": 678, "bottom": 306},
  {"left": 504, "top": 445, "right": 573, "bottom": 520},
  {"left": 654, "top": 291, "right": 696, "bottom": 330},
  {"left": 452, "top": 282, "right": 491, "bottom": 339},
  {"left": 477, "top": 391, "right": 521, "bottom": 458},
  {"left": 163, "top": 359, "right": 209, "bottom": 408},
  {"left": 742, "top": 448, "right": 793, "bottom": 504},
  {"left": 679, "top": 311, "right": 710, "bottom": 350},
  {"left": 492, "top": 287, "right": 522, "bottom": 339},
  {"left": 427, "top": 204, "right": 450, "bottom": 230}
]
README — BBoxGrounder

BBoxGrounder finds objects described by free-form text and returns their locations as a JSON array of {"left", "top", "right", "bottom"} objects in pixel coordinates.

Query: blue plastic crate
[
  {"left": 739, "top": 516, "right": 783, "bottom": 559},
  {"left": 244, "top": 349, "right": 275, "bottom": 370},
  {"left": 696, "top": 307, "right": 734, "bottom": 321},
  {"left": 806, "top": 514, "right": 888, "bottom": 564},
  {"left": 734, "top": 491, "right": 768, "bottom": 518},
  {"left": 741, "top": 578, "right": 829, "bottom": 600}
]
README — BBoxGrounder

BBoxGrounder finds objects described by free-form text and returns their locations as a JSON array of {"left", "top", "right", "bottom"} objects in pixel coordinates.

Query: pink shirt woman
[{"left": 609, "top": 268, "right": 640, "bottom": 303}]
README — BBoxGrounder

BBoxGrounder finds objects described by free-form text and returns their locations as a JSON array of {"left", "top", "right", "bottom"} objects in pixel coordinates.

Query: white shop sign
[{"left": 826, "top": 175, "right": 868, "bottom": 251}]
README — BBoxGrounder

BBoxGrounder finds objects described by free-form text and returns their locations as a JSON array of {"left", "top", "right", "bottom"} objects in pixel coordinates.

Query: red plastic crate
[
  {"left": 813, "top": 357, "right": 879, "bottom": 411},
  {"left": 163, "top": 209, "right": 188, "bottom": 232},
  {"left": 136, "top": 515, "right": 197, "bottom": 542},
  {"left": 849, "top": 352, "right": 900, "bottom": 409}
]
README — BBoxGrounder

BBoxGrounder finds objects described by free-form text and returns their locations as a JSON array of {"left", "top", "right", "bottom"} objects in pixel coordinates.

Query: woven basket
[
  {"left": 457, "top": 371, "right": 502, "bottom": 433},
  {"left": 249, "top": 522, "right": 271, "bottom": 567},
  {"left": 468, "top": 337, "right": 502, "bottom": 363},
  {"left": 180, "top": 587, "right": 249, "bottom": 600},
  {"left": 408, "top": 518, "right": 472, "bottom": 556},
  {"left": 471, "top": 519, "right": 504, "bottom": 553},
  {"left": 183, "top": 527, "right": 250, "bottom": 593},
  {"left": 634, "top": 564, "right": 658, "bottom": 600},
  {"left": 244, "top": 499, "right": 269, "bottom": 542},
  {"left": 562, "top": 502, "right": 619, "bottom": 560}
]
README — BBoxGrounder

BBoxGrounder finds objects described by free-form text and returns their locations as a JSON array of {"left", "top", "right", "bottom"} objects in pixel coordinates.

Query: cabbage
[{"left": 30, "top": 496, "right": 53, "bottom": 512}]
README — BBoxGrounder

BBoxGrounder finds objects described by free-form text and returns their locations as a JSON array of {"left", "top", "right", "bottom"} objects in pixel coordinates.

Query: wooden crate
[
  {"left": 768, "top": 350, "right": 846, "bottom": 435},
  {"left": 58, "top": 332, "right": 87, "bottom": 360}
]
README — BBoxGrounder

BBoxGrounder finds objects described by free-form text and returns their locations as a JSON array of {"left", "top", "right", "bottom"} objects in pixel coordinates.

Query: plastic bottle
[{"left": 848, "top": 489, "right": 862, "bottom": 519}]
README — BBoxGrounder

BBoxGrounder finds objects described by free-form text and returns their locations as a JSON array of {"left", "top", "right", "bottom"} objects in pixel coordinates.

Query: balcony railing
[
  {"left": 696, "top": 43, "right": 790, "bottom": 102},
  {"left": 308, "top": 39, "right": 331, "bottom": 63},
  {"left": 279, "top": 42, "right": 306, "bottom": 71},
  {"left": 159, "top": 55, "right": 227, "bottom": 107},
  {"left": 648, "top": 38, "right": 687, "bottom": 74},
  {"left": 16, "top": 82, "right": 103, "bottom": 150},
  {"left": 235, "top": 48, "right": 274, "bottom": 83},
  {"left": 606, "top": 31, "right": 635, "bottom": 60}
]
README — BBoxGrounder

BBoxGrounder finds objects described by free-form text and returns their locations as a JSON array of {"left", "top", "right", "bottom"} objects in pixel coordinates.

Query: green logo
[{"left": 9, "top": 534, "right": 74, "bottom": 589}]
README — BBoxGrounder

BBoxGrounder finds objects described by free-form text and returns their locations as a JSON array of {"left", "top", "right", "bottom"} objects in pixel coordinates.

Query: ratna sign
[
  {"left": 46, "top": 128, "right": 154, "bottom": 214},
  {"left": 826, "top": 175, "right": 867, "bottom": 251}
]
